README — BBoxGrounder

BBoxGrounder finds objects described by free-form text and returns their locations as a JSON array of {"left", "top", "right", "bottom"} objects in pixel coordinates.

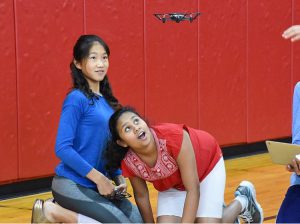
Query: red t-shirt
[{"left": 121, "top": 123, "right": 222, "bottom": 191}]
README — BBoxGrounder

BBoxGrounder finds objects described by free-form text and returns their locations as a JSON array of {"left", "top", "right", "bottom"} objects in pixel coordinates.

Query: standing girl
[
  {"left": 31, "top": 35, "right": 142, "bottom": 223},
  {"left": 106, "top": 106, "right": 263, "bottom": 223}
]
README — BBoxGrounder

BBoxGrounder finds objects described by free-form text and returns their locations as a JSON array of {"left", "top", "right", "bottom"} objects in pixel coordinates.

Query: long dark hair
[
  {"left": 70, "top": 34, "right": 121, "bottom": 110},
  {"left": 105, "top": 107, "right": 143, "bottom": 172}
]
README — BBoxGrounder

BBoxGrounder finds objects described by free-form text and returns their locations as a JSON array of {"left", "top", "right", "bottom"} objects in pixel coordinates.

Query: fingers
[
  {"left": 282, "top": 25, "right": 300, "bottom": 42},
  {"left": 292, "top": 158, "right": 300, "bottom": 175},
  {"left": 98, "top": 181, "right": 115, "bottom": 197},
  {"left": 287, "top": 164, "right": 294, "bottom": 172},
  {"left": 115, "top": 183, "right": 127, "bottom": 192},
  {"left": 291, "top": 35, "right": 300, "bottom": 42},
  {"left": 104, "top": 187, "right": 128, "bottom": 200},
  {"left": 102, "top": 187, "right": 117, "bottom": 200},
  {"left": 282, "top": 25, "right": 296, "bottom": 38}
]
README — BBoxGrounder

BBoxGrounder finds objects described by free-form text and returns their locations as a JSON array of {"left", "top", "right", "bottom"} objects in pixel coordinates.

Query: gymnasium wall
[{"left": 0, "top": 0, "right": 299, "bottom": 184}]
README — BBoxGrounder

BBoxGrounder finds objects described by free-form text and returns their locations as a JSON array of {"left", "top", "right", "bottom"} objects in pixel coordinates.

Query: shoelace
[
  {"left": 240, "top": 210, "right": 253, "bottom": 223},
  {"left": 236, "top": 188, "right": 255, "bottom": 223}
]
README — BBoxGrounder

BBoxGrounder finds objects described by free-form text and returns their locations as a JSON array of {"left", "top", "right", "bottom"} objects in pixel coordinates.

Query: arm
[
  {"left": 282, "top": 25, "right": 300, "bottom": 42},
  {"left": 176, "top": 130, "right": 200, "bottom": 223},
  {"left": 129, "top": 176, "right": 155, "bottom": 223},
  {"left": 287, "top": 83, "right": 300, "bottom": 174},
  {"left": 292, "top": 83, "right": 300, "bottom": 145}
]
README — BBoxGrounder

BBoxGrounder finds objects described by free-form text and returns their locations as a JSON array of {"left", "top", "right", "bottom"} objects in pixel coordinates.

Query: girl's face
[
  {"left": 75, "top": 42, "right": 109, "bottom": 85},
  {"left": 116, "top": 112, "right": 152, "bottom": 151}
]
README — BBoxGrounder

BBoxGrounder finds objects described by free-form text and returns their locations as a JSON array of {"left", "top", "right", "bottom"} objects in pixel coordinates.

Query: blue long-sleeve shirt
[
  {"left": 55, "top": 89, "right": 121, "bottom": 189},
  {"left": 291, "top": 82, "right": 300, "bottom": 185},
  {"left": 293, "top": 82, "right": 300, "bottom": 145}
]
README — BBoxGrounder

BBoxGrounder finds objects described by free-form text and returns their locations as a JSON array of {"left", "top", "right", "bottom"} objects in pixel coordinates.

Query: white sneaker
[{"left": 234, "top": 181, "right": 263, "bottom": 223}]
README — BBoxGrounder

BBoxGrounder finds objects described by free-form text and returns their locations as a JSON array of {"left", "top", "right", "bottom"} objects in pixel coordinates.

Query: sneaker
[
  {"left": 234, "top": 181, "right": 264, "bottom": 223},
  {"left": 234, "top": 217, "right": 241, "bottom": 224}
]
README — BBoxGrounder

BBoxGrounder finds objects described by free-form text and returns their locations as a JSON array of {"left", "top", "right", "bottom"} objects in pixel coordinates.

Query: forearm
[
  {"left": 181, "top": 189, "right": 200, "bottom": 223},
  {"left": 56, "top": 145, "right": 94, "bottom": 177},
  {"left": 86, "top": 168, "right": 107, "bottom": 184},
  {"left": 135, "top": 196, "right": 155, "bottom": 223}
]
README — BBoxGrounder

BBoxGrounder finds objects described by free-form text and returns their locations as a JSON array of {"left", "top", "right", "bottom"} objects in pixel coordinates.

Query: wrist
[{"left": 87, "top": 168, "right": 106, "bottom": 184}]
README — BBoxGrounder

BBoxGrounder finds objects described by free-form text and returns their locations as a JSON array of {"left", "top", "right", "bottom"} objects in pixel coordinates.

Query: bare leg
[
  {"left": 158, "top": 216, "right": 222, "bottom": 223},
  {"left": 44, "top": 200, "right": 78, "bottom": 223},
  {"left": 157, "top": 215, "right": 181, "bottom": 223},
  {"left": 222, "top": 199, "right": 242, "bottom": 223},
  {"left": 157, "top": 201, "right": 240, "bottom": 224},
  {"left": 196, "top": 217, "right": 221, "bottom": 223},
  {"left": 195, "top": 200, "right": 241, "bottom": 223}
]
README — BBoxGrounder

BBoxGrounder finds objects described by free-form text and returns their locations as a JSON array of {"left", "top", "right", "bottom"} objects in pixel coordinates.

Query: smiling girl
[{"left": 31, "top": 35, "right": 142, "bottom": 223}]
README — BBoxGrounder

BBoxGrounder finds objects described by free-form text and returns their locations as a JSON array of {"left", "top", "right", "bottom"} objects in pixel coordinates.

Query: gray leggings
[{"left": 52, "top": 176, "right": 143, "bottom": 223}]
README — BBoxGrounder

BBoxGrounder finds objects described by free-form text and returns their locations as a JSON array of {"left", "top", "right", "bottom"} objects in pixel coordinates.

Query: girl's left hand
[
  {"left": 115, "top": 183, "right": 127, "bottom": 193},
  {"left": 287, "top": 157, "right": 300, "bottom": 175}
]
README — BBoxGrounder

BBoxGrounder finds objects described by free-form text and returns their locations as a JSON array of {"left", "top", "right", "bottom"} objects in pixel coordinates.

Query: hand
[
  {"left": 114, "top": 183, "right": 127, "bottom": 193},
  {"left": 86, "top": 168, "right": 115, "bottom": 196},
  {"left": 112, "top": 183, "right": 132, "bottom": 200},
  {"left": 286, "top": 157, "right": 300, "bottom": 175},
  {"left": 96, "top": 176, "right": 115, "bottom": 196},
  {"left": 282, "top": 25, "right": 300, "bottom": 42}
]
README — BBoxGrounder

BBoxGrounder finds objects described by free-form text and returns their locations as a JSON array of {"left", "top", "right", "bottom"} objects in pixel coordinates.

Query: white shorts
[{"left": 157, "top": 157, "right": 226, "bottom": 218}]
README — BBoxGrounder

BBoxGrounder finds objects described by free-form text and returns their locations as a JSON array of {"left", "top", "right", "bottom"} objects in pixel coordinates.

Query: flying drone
[{"left": 154, "top": 12, "right": 201, "bottom": 23}]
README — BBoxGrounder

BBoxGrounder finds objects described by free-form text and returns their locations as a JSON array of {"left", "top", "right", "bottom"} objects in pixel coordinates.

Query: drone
[{"left": 154, "top": 12, "right": 201, "bottom": 23}]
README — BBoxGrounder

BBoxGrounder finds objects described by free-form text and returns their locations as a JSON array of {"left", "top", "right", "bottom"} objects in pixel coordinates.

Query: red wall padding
[
  {"left": 0, "top": 0, "right": 298, "bottom": 184},
  {"left": 293, "top": 1, "right": 300, "bottom": 86},
  {"left": 145, "top": 1, "right": 199, "bottom": 127},
  {"left": 247, "top": 1, "right": 292, "bottom": 142},
  {"left": 15, "top": 0, "right": 84, "bottom": 180},
  {"left": 85, "top": 0, "right": 145, "bottom": 113},
  {"left": 198, "top": 0, "right": 247, "bottom": 145},
  {"left": 0, "top": 0, "right": 18, "bottom": 182}
]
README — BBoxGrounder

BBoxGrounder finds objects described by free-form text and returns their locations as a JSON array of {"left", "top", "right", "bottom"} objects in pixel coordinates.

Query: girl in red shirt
[{"left": 106, "top": 106, "right": 263, "bottom": 223}]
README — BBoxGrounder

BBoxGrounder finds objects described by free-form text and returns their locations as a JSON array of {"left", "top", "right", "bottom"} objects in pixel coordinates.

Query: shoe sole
[
  {"left": 31, "top": 199, "right": 41, "bottom": 224},
  {"left": 237, "top": 181, "right": 264, "bottom": 224}
]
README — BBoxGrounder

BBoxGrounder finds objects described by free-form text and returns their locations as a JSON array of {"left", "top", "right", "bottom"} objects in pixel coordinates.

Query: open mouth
[{"left": 138, "top": 131, "right": 146, "bottom": 139}]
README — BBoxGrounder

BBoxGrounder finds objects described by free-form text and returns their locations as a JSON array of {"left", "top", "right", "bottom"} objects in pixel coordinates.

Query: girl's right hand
[
  {"left": 96, "top": 176, "right": 115, "bottom": 196},
  {"left": 86, "top": 168, "right": 115, "bottom": 196}
]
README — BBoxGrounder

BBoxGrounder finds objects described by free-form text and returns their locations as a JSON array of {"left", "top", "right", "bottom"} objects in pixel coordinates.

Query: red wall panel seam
[
  {"left": 143, "top": 0, "right": 147, "bottom": 117},
  {"left": 197, "top": 0, "right": 200, "bottom": 129},
  {"left": 83, "top": 0, "right": 86, "bottom": 34},
  {"left": 292, "top": 0, "right": 294, "bottom": 89},
  {"left": 13, "top": 0, "right": 20, "bottom": 180},
  {"left": 292, "top": 0, "right": 294, "bottom": 106},
  {"left": 246, "top": 0, "right": 249, "bottom": 144}
]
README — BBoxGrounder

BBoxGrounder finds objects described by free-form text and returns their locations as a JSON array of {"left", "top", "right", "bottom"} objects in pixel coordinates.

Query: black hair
[
  {"left": 70, "top": 34, "right": 121, "bottom": 110},
  {"left": 105, "top": 106, "right": 143, "bottom": 172}
]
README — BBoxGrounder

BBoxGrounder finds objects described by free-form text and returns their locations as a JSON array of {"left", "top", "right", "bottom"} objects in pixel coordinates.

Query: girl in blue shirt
[{"left": 31, "top": 35, "right": 142, "bottom": 223}]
